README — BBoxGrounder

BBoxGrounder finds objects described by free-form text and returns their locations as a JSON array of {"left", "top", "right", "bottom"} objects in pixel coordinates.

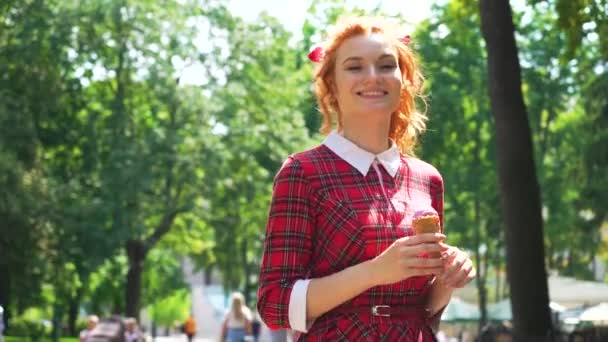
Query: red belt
[{"left": 333, "top": 304, "right": 431, "bottom": 321}]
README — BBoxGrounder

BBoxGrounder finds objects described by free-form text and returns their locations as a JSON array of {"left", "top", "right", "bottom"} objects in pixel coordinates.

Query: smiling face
[{"left": 333, "top": 33, "right": 402, "bottom": 128}]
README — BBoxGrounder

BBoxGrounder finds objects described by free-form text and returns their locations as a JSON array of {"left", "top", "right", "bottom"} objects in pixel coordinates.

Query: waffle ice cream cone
[
  {"left": 412, "top": 216, "right": 440, "bottom": 234},
  {"left": 411, "top": 209, "right": 441, "bottom": 234},
  {"left": 412, "top": 209, "right": 441, "bottom": 258}
]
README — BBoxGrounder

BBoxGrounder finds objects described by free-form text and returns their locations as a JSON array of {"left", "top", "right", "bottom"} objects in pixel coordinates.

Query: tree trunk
[
  {"left": 126, "top": 239, "right": 146, "bottom": 320},
  {"left": 479, "top": 0, "right": 553, "bottom": 340},
  {"left": 241, "top": 239, "right": 252, "bottom": 306},
  {"left": 68, "top": 286, "right": 84, "bottom": 336},
  {"left": 475, "top": 248, "right": 488, "bottom": 330},
  {"left": 495, "top": 254, "right": 502, "bottom": 302},
  {"left": 123, "top": 211, "right": 180, "bottom": 320},
  {"left": 51, "top": 303, "right": 62, "bottom": 342},
  {"left": 473, "top": 114, "right": 488, "bottom": 329}
]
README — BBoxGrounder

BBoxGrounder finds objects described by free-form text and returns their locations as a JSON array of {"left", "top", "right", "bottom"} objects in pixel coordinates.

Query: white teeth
[{"left": 359, "top": 91, "right": 385, "bottom": 96}]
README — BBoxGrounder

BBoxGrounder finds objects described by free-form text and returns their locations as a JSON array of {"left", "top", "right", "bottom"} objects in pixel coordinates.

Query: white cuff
[{"left": 288, "top": 279, "right": 314, "bottom": 332}]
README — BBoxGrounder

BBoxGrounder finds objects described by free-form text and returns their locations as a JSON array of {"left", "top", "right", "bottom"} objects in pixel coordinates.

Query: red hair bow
[{"left": 307, "top": 46, "right": 324, "bottom": 63}]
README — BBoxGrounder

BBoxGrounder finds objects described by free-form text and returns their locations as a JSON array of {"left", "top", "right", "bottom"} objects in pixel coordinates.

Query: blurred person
[
  {"left": 494, "top": 322, "right": 513, "bottom": 342},
  {"left": 184, "top": 313, "right": 197, "bottom": 342},
  {"left": 79, "top": 315, "right": 99, "bottom": 342},
  {"left": 220, "top": 292, "right": 252, "bottom": 342},
  {"left": 257, "top": 16, "right": 475, "bottom": 341},
  {"left": 251, "top": 312, "right": 261, "bottom": 342},
  {"left": 87, "top": 315, "right": 125, "bottom": 342},
  {"left": 124, "top": 317, "right": 143, "bottom": 342}
]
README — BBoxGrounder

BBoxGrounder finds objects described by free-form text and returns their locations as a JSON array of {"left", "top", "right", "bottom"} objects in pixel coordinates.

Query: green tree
[
  {"left": 0, "top": 0, "right": 72, "bottom": 328},
  {"left": 201, "top": 5, "right": 313, "bottom": 302}
]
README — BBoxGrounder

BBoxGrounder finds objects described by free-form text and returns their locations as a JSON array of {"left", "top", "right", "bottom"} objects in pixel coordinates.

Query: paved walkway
[
  {"left": 179, "top": 258, "right": 290, "bottom": 342},
  {"left": 182, "top": 259, "right": 221, "bottom": 340},
  {"left": 153, "top": 336, "right": 212, "bottom": 342}
]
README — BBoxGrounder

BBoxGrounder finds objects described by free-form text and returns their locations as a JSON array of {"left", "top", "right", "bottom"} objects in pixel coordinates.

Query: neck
[{"left": 341, "top": 124, "right": 390, "bottom": 154}]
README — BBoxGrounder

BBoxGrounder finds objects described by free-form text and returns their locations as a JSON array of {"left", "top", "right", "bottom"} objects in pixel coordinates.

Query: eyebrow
[{"left": 342, "top": 54, "right": 396, "bottom": 65}]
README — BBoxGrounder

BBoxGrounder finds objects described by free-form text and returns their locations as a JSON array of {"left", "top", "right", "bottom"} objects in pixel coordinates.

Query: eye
[
  {"left": 381, "top": 64, "right": 397, "bottom": 70},
  {"left": 346, "top": 66, "right": 362, "bottom": 71}
]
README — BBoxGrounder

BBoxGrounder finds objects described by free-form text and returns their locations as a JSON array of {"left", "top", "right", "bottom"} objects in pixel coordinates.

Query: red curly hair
[{"left": 312, "top": 17, "right": 427, "bottom": 156}]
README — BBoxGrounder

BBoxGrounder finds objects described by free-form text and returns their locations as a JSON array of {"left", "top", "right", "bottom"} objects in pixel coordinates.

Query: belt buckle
[{"left": 371, "top": 305, "right": 391, "bottom": 317}]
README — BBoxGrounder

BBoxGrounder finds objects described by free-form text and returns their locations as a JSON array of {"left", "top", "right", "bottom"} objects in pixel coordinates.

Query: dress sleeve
[{"left": 257, "top": 157, "right": 314, "bottom": 329}]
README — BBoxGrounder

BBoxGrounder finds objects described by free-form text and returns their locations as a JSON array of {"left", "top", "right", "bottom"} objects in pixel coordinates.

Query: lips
[{"left": 356, "top": 90, "right": 388, "bottom": 97}]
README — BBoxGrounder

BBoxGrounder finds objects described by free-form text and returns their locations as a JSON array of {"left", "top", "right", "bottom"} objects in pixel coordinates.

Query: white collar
[{"left": 323, "top": 131, "right": 401, "bottom": 178}]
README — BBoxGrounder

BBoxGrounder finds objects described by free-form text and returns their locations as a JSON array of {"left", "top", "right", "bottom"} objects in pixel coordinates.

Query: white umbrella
[
  {"left": 550, "top": 301, "right": 566, "bottom": 312},
  {"left": 579, "top": 303, "right": 608, "bottom": 322},
  {"left": 548, "top": 275, "right": 608, "bottom": 306},
  {"left": 486, "top": 300, "right": 564, "bottom": 321}
]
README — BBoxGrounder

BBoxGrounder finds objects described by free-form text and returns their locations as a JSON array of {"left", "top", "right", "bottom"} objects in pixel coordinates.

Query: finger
[
  {"left": 401, "top": 233, "right": 446, "bottom": 246},
  {"left": 448, "top": 255, "right": 467, "bottom": 273},
  {"left": 440, "top": 247, "right": 458, "bottom": 260},
  {"left": 406, "top": 267, "right": 444, "bottom": 277},
  {"left": 438, "top": 242, "right": 454, "bottom": 250},
  {"left": 452, "top": 267, "right": 476, "bottom": 288},
  {"left": 445, "top": 260, "right": 474, "bottom": 287},
  {"left": 401, "top": 243, "right": 449, "bottom": 256},
  {"left": 441, "top": 248, "right": 463, "bottom": 265},
  {"left": 440, "top": 257, "right": 466, "bottom": 281},
  {"left": 453, "top": 277, "right": 472, "bottom": 288},
  {"left": 403, "top": 257, "right": 445, "bottom": 269},
  {"left": 445, "top": 269, "right": 467, "bottom": 287}
]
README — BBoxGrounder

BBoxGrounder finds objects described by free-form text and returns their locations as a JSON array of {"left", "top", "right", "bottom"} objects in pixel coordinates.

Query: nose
[{"left": 364, "top": 66, "right": 381, "bottom": 83}]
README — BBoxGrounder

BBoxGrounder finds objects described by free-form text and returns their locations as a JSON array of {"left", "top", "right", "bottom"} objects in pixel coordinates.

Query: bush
[
  {"left": 5, "top": 316, "right": 49, "bottom": 340},
  {"left": 5, "top": 308, "right": 51, "bottom": 341},
  {"left": 74, "top": 317, "right": 88, "bottom": 335}
]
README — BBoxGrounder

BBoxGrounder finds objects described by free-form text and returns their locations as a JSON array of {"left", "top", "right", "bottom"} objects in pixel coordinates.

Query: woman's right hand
[{"left": 368, "top": 233, "right": 448, "bottom": 286}]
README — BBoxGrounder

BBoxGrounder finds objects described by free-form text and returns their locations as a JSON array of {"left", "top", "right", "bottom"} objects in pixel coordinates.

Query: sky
[{"left": 226, "top": 0, "right": 434, "bottom": 34}]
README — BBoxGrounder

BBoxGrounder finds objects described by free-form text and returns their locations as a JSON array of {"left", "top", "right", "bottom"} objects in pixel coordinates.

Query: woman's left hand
[{"left": 437, "top": 246, "right": 476, "bottom": 288}]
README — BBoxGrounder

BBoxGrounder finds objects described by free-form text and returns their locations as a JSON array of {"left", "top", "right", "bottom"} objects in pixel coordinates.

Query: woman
[
  {"left": 257, "top": 16, "right": 475, "bottom": 341},
  {"left": 221, "top": 292, "right": 253, "bottom": 342}
]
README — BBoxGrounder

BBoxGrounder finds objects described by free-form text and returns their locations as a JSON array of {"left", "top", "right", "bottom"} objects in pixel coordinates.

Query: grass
[{"left": 5, "top": 337, "right": 78, "bottom": 342}]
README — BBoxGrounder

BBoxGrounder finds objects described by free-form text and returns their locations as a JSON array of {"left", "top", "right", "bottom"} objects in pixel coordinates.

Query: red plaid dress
[{"left": 257, "top": 144, "right": 444, "bottom": 341}]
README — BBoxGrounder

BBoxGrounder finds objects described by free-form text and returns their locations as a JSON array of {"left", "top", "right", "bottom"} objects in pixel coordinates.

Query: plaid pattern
[{"left": 258, "top": 145, "right": 444, "bottom": 341}]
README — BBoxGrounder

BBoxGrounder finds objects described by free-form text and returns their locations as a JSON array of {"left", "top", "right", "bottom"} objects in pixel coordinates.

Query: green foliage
[
  {"left": 86, "top": 255, "right": 128, "bottom": 315},
  {"left": 142, "top": 248, "right": 188, "bottom": 304},
  {"left": 145, "top": 289, "right": 190, "bottom": 327},
  {"left": 5, "top": 308, "right": 52, "bottom": 339},
  {"left": 527, "top": 0, "right": 608, "bottom": 60},
  {"left": 200, "top": 5, "right": 314, "bottom": 298}
]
